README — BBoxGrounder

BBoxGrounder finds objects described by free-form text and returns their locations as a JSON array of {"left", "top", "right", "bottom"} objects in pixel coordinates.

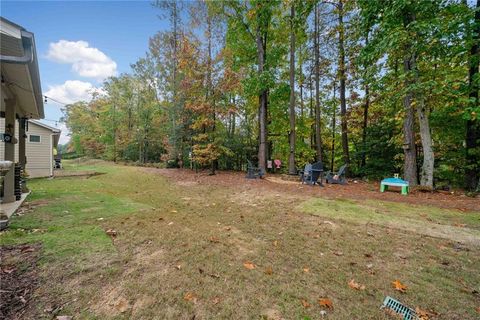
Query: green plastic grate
[{"left": 381, "top": 296, "right": 418, "bottom": 320}]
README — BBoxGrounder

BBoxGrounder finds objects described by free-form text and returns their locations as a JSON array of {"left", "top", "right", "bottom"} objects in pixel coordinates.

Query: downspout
[{"left": 49, "top": 133, "right": 54, "bottom": 177}]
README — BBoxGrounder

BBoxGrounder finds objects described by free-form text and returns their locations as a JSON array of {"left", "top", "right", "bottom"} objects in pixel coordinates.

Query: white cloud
[
  {"left": 44, "top": 80, "right": 98, "bottom": 105},
  {"left": 47, "top": 40, "right": 117, "bottom": 81}
]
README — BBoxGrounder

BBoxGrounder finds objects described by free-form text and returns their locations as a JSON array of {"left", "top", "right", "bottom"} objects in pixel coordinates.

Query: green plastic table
[{"left": 380, "top": 178, "right": 409, "bottom": 195}]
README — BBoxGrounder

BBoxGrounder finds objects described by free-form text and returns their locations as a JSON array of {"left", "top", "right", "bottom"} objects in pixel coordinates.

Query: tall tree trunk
[
  {"left": 361, "top": 33, "right": 369, "bottom": 169},
  {"left": 231, "top": 96, "right": 236, "bottom": 137},
  {"left": 465, "top": 0, "right": 480, "bottom": 191},
  {"left": 416, "top": 95, "right": 434, "bottom": 188},
  {"left": 172, "top": 2, "right": 178, "bottom": 159},
  {"left": 361, "top": 84, "right": 369, "bottom": 168},
  {"left": 331, "top": 81, "right": 337, "bottom": 172},
  {"left": 299, "top": 44, "right": 304, "bottom": 120},
  {"left": 112, "top": 102, "right": 117, "bottom": 163},
  {"left": 309, "top": 71, "right": 314, "bottom": 148},
  {"left": 257, "top": 29, "right": 268, "bottom": 171},
  {"left": 402, "top": 53, "right": 418, "bottom": 186},
  {"left": 338, "top": 0, "right": 350, "bottom": 172},
  {"left": 414, "top": 50, "right": 434, "bottom": 188},
  {"left": 314, "top": 4, "right": 323, "bottom": 162},
  {"left": 288, "top": 5, "right": 296, "bottom": 174},
  {"left": 206, "top": 13, "right": 216, "bottom": 175},
  {"left": 401, "top": 9, "right": 418, "bottom": 186}
]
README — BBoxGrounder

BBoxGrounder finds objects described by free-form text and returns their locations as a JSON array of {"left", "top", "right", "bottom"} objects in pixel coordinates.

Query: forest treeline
[{"left": 62, "top": 0, "right": 480, "bottom": 191}]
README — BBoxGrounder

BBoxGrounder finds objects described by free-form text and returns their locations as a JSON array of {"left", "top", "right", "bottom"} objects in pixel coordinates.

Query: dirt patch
[
  {"left": 54, "top": 171, "right": 104, "bottom": 178},
  {"left": 92, "top": 285, "right": 131, "bottom": 316},
  {"left": 0, "top": 243, "right": 41, "bottom": 320},
  {"left": 261, "top": 308, "right": 284, "bottom": 320},
  {"left": 15, "top": 199, "right": 51, "bottom": 217},
  {"left": 142, "top": 168, "right": 480, "bottom": 212},
  {"left": 131, "top": 295, "right": 155, "bottom": 317},
  {"left": 91, "top": 248, "right": 169, "bottom": 317}
]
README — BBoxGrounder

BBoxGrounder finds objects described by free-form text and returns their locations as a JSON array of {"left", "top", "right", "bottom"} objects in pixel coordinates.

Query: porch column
[
  {"left": 19, "top": 118, "right": 28, "bottom": 192},
  {"left": 3, "top": 97, "right": 16, "bottom": 203}
]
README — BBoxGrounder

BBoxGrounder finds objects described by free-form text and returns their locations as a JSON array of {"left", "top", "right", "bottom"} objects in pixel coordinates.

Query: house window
[{"left": 29, "top": 135, "right": 41, "bottom": 143}]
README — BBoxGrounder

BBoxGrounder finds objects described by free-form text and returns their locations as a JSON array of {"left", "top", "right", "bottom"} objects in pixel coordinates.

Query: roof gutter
[
  {"left": 0, "top": 29, "right": 44, "bottom": 118},
  {"left": 0, "top": 30, "right": 34, "bottom": 64}
]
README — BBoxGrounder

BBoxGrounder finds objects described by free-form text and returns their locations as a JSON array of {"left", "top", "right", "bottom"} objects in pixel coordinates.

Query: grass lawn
[{"left": 1, "top": 160, "right": 479, "bottom": 319}]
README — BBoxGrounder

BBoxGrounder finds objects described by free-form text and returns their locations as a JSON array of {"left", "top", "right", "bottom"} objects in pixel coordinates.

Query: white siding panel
[
  {"left": 25, "top": 122, "right": 53, "bottom": 178},
  {"left": 1, "top": 119, "right": 54, "bottom": 178}
]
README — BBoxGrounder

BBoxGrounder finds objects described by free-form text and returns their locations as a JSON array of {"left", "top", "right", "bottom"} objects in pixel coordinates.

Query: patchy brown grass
[
  {"left": 1, "top": 163, "right": 479, "bottom": 319},
  {"left": 0, "top": 243, "right": 42, "bottom": 320}
]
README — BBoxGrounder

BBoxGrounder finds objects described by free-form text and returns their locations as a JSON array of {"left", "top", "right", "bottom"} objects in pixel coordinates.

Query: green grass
[
  {"left": 300, "top": 198, "right": 480, "bottom": 246},
  {"left": 1, "top": 160, "right": 479, "bottom": 319},
  {"left": 301, "top": 197, "right": 480, "bottom": 228}
]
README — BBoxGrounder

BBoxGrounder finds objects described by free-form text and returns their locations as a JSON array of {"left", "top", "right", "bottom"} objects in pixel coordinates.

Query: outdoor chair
[
  {"left": 301, "top": 161, "right": 324, "bottom": 186},
  {"left": 326, "top": 164, "right": 347, "bottom": 185},
  {"left": 299, "top": 163, "right": 312, "bottom": 183},
  {"left": 246, "top": 160, "right": 265, "bottom": 179}
]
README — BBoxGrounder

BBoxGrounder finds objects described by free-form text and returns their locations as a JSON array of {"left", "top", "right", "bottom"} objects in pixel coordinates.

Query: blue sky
[{"left": 1, "top": 0, "right": 168, "bottom": 143}]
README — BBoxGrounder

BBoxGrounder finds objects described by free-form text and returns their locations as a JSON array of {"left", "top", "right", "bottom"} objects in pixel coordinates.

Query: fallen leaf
[
  {"left": 301, "top": 299, "right": 311, "bottom": 308},
  {"left": 21, "top": 246, "right": 35, "bottom": 253},
  {"left": 105, "top": 229, "right": 117, "bottom": 238},
  {"left": 115, "top": 298, "right": 129, "bottom": 313},
  {"left": 348, "top": 279, "right": 366, "bottom": 290},
  {"left": 209, "top": 236, "right": 220, "bottom": 243},
  {"left": 184, "top": 292, "right": 198, "bottom": 303},
  {"left": 273, "top": 240, "right": 278, "bottom": 247},
  {"left": 475, "top": 306, "right": 480, "bottom": 313},
  {"left": 243, "top": 261, "right": 256, "bottom": 270},
  {"left": 415, "top": 307, "right": 433, "bottom": 320},
  {"left": 392, "top": 280, "right": 407, "bottom": 293},
  {"left": 264, "top": 266, "right": 273, "bottom": 275},
  {"left": 2, "top": 267, "right": 16, "bottom": 274},
  {"left": 318, "top": 298, "right": 333, "bottom": 309}
]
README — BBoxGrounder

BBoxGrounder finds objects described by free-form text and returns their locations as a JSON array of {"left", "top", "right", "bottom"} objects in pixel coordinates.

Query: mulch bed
[
  {"left": 143, "top": 168, "right": 480, "bottom": 212},
  {"left": 0, "top": 243, "right": 41, "bottom": 320}
]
